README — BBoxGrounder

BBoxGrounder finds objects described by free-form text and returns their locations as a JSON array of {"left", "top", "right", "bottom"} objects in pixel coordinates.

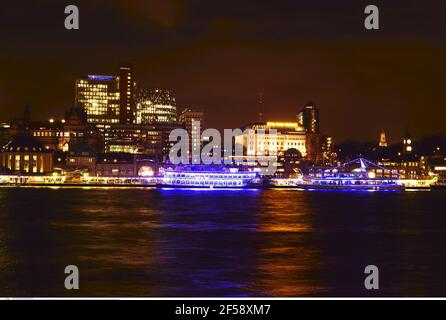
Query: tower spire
[
  {"left": 258, "top": 92, "right": 264, "bottom": 122},
  {"left": 379, "top": 129, "right": 388, "bottom": 147},
  {"left": 23, "top": 101, "right": 31, "bottom": 121}
]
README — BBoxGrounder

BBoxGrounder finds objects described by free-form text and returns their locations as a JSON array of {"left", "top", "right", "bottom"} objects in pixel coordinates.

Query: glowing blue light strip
[{"left": 87, "top": 75, "right": 115, "bottom": 81}]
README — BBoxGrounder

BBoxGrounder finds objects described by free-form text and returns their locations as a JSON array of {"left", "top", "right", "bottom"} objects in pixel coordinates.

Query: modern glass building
[
  {"left": 136, "top": 88, "right": 177, "bottom": 124},
  {"left": 75, "top": 75, "right": 120, "bottom": 129}
]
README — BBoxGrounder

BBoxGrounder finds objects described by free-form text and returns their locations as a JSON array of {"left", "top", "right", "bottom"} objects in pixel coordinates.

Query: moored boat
[
  {"left": 300, "top": 158, "right": 404, "bottom": 191},
  {"left": 157, "top": 165, "right": 260, "bottom": 189}
]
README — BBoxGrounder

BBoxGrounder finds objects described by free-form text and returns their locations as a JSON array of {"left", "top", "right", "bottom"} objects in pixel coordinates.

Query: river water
[{"left": 0, "top": 187, "right": 444, "bottom": 297}]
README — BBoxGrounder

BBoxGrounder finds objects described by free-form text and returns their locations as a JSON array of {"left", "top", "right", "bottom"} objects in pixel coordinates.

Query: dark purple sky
[{"left": 0, "top": 0, "right": 445, "bottom": 143}]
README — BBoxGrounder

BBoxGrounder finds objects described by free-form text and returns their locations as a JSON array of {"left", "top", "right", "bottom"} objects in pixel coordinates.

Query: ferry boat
[
  {"left": 300, "top": 158, "right": 404, "bottom": 191},
  {"left": 157, "top": 165, "right": 260, "bottom": 189}
]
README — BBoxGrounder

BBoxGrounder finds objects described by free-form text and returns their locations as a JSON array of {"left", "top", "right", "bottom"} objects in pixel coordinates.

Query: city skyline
[
  {"left": 2, "top": 1, "right": 446, "bottom": 302},
  {"left": 0, "top": 0, "right": 445, "bottom": 143},
  {"left": 1, "top": 62, "right": 444, "bottom": 146}
]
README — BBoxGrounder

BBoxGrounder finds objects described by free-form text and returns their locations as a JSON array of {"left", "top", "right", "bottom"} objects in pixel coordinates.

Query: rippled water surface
[{"left": 0, "top": 187, "right": 445, "bottom": 297}]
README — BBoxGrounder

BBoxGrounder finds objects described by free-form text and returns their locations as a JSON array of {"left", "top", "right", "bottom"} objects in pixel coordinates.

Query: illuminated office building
[
  {"left": 297, "top": 101, "right": 320, "bottom": 134},
  {"left": 119, "top": 65, "right": 135, "bottom": 124},
  {"left": 103, "top": 124, "right": 163, "bottom": 156},
  {"left": 296, "top": 101, "right": 324, "bottom": 162},
  {"left": 136, "top": 88, "right": 177, "bottom": 124},
  {"left": 75, "top": 75, "right": 120, "bottom": 129}
]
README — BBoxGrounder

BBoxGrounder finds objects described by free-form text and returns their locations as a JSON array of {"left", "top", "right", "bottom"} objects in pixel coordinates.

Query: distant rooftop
[{"left": 87, "top": 75, "right": 116, "bottom": 81}]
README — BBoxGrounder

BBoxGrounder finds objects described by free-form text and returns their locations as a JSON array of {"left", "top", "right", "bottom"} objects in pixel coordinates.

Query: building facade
[
  {"left": 94, "top": 153, "right": 155, "bottom": 177},
  {"left": 297, "top": 101, "right": 320, "bottom": 134},
  {"left": 103, "top": 123, "right": 163, "bottom": 156},
  {"left": 66, "top": 143, "right": 97, "bottom": 174},
  {"left": 136, "top": 88, "right": 177, "bottom": 124},
  {"left": 235, "top": 122, "right": 307, "bottom": 157},
  {"left": 75, "top": 75, "right": 120, "bottom": 129},
  {"left": 178, "top": 108, "right": 205, "bottom": 157},
  {"left": 119, "top": 65, "right": 135, "bottom": 124},
  {"left": 1, "top": 136, "right": 53, "bottom": 174}
]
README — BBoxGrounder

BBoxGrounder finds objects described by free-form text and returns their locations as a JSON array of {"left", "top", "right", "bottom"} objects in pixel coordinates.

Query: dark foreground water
[{"left": 0, "top": 187, "right": 445, "bottom": 297}]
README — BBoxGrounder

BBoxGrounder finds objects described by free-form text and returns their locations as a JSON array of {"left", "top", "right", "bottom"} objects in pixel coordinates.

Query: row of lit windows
[
  {"left": 33, "top": 131, "right": 71, "bottom": 137},
  {"left": 77, "top": 83, "right": 115, "bottom": 89},
  {"left": 166, "top": 173, "right": 255, "bottom": 179},
  {"left": 255, "top": 141, "right": 305, "bottom": 146},
  {"left": 167, "top": 179, "right": 243, "bottom": 186},
  {"left": 3, "top": 154, "right": 45, "bottom": 173}
]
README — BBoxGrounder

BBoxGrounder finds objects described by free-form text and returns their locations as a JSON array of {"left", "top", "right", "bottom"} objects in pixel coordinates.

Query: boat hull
[
  {"left": 431, "top": 184, "right": 446, "bottom": 190},
  {"left": 156, "top": 183, "right": 261, "bottom": 189},
  {"left": 296, "top": 184, "right": 404, "bottom": 191}
]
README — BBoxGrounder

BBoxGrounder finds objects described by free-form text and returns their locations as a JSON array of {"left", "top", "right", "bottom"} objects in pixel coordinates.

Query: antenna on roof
[{"left": 258, "top": 92, "right": 264, "bottom": 122}]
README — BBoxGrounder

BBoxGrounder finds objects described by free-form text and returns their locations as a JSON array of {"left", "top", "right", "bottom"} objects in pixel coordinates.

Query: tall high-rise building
[
  {"left": 379, "top": 129, "right": 388, "bottom": 147},
  {"left": 136, "top": 88, "right": 177, "bottom": 124},
  {"left": 179, "top": 108, "right": 204, "bottom": 158},
  {"left": 75, "top": 75, "right": 120, "bottom": 128},
  {"left": 297, "top": 101, "right": 320, "bottom": 134},
  {"left": 119, "top": 65, "right": 135, "bottom": 124}
]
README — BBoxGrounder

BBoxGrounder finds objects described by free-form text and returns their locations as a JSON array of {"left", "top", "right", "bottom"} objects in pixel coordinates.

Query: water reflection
[
  {"left": 0, "top": 188, "right": 445, "bottom": 296},
  {"left": 250, "top": 191, "right": 322, "bottom": 296}
]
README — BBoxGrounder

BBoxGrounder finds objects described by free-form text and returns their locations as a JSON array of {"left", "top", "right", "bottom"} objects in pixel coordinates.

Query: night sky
[{"left": 0, "top": 0, "right": 445, "bottom": 143}]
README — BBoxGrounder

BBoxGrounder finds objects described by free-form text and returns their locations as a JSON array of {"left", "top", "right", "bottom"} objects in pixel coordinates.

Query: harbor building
[
  {"left": 235, "top": 122, "right": 307, "bottom": 158},
  {"left": 66, "top": 143, "right": 97, "bottom": 174},
  {"left": 94, "top": 153, "right": 156, "bottom": 178},
  {"left": 1, "top": 135, "right": 53, "bottom": 174},
  {"left": 235, "top": 101, "right": 329, "bottom": 166}
]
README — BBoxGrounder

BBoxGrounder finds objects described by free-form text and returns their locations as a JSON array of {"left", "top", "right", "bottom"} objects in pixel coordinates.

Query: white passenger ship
[
  {"left": 301, "top": 158, "right": 404, "bottom": 191},
  {"left": 157, "top": 166, "right": 259, "bottom": 189}
]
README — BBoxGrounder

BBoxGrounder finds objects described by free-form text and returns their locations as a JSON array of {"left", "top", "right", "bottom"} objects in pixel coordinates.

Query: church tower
[
  {"left": 403, "top": 129, "right": 413, "bottom": 154},
  {"left": 379, "top": 129, "right": 388, "bottom": 147}
]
